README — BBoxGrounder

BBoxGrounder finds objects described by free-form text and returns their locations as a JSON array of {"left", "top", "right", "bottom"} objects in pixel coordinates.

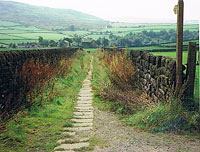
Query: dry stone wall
[
  {"left": 130, "top": 50, "right": 186, "bottom": 102},
  {"left": 0, "top": 48, "right": 79, "bottom": 118}
]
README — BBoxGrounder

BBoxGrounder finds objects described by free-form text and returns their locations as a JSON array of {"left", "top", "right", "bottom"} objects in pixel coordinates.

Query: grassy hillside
[{"left": 0, "top": 1, "right": 108, "bottom": 30}]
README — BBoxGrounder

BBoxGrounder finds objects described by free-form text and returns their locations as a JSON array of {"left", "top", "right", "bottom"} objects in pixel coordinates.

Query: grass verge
[
  {"left": 91, "top": 51, "right": 200, "bottom": 136},
  {"left": 0, "top": 51, "right": 91, "bottom": 152}
]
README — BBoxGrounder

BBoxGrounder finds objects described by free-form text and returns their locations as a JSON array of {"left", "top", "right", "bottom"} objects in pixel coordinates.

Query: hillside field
[{"left": 0, "top": 20, "right": 198, "bottom": 50}]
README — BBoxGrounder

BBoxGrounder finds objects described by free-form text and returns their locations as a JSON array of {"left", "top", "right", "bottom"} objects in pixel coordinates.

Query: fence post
[
  {"left": 185, "top": 42, "right": 197, "bottom": 98},
  {"left": 175, "top": 0, "right": 184, "bottom": 97}
]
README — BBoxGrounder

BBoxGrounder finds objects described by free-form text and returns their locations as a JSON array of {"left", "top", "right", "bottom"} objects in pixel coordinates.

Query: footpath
[{"left": 54, "top": 59, "right": 94, "bottom": 152}]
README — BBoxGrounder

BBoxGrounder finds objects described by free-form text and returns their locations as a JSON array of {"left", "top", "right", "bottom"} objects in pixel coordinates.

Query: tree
[
  {"left": 49, "top": 40, "right": 57, "bottom": 47},
  {"left": 38, "top": 36, "right": 43, "bottom": 43},
  {"left": 69, "top": 25, "right": 75, "bottom": 31},
  {"left": 63, "top": 37, "right": 73, "bottom": 47},
  {"left": 58, "top": 39, "right": 64, "bottom": 47},
  {"left": 96, "top": 38, "right": 102, "bottom": 47},
  {"left": 73, "top": 35, "right": 82, "bottom": 47},
  {"left": 102, "top": 37, "right": 109, "bottom": 47}
]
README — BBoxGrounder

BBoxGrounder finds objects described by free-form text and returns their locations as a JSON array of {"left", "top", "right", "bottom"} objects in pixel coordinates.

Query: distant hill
[{"left": 0, "top": 1, "right": 108, "bottom": 30}]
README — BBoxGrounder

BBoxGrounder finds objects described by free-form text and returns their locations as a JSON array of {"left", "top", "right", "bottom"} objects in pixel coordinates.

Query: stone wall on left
[{"left": 0, "top": 48, "right": 79, "bottom": 118}]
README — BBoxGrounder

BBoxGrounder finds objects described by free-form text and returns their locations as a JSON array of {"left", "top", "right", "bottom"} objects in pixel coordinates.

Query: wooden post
[
  {"left": 175, "top": 0, "right": 184, "bottom": 97},
  {"left": 185, "top": 42, "right": 197, "bottom": 98}
]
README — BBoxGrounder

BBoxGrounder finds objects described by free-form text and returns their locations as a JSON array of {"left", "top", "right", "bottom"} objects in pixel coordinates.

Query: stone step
[
  {"left": 82, "top": 80, "right": 91, "bottom": 86},
  {"left": 83, "top": 81, "right": 90, "bottom": 84},
  {"left": 64, "top": 127, "right": 93, "bottom": 131},
  {"left": 73, "top": 123, "right": 93, "bottom": 127},
  {"left": 72, "top": 119, "right": 93, "bottom": 123},
  {"left": 62, "top": 132, "right": 76, "bottom": 136},
  {"left": 55, "top": 150, "right": 75, "bottom": 152},
  {"left": 74, "top": 115, "right": 94, "bottom": 119},
  {"left": 75, "top": 107, "right": 93, "bottom": 110},
  {"left": 79, "top": 90, "right": 92, "bottom": 93},
  {"left": 57, "top": 137, "right": 89, "bottom": 144},
  {"left": 73, "top": 112, "right": 93, "bottom": 116},
  {"left": 54, "top": 142, "right": 89, "bottom": 150},
  {"left": 82, "top": 86, "right": 91, "bottom": 89},
  {"left": 75, "top": 109, "right": 93, "bottom": 112},
  {"left": 78, "top": 96, "right": 93, "bottom": 100},
  {"left": 76, "top": 104, "right": 92, "bottom": 107},
  {"left": 79, "top": 89, "right": 92, "bottom": 92},
  {"left": 77, "top": 101, "right": 93, "bottom": 104},
  {"left": 80, "top": 86, "right": 91, "bottom": 88},
  {"left": 78, "top": 93, "right": 93, "bottom": 97}
]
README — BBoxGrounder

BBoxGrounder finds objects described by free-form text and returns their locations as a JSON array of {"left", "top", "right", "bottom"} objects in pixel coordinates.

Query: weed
[
  {"left": 63, "top": 122, "right": 73, "bottom": 127},
  {"left": 62, "top": 140, "right": 79, "bottom": 144},
  {"left": 55, "top": 148, "right": 65, "bottom": 151},
  {"left": 73, "top": 146, "right": 93, "bottom": 151}
]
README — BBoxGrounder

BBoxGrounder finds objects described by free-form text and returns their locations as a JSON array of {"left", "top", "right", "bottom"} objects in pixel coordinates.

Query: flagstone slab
[
  {"left": 73, "top": 112, "right": 93, "bottom": 116},
  {"left": 54, "top": 142, "right": 89, "bottom": 150},
  {"left": 64, "top": 127, "right": 93, "bottom": 131},
  {"left": 79, "top": 89, "right": 92, "bottom": 92},
  {"left": 57, "top": 137, "right": 89, "bottom": 144},
  {"left": 75, "top": 107, "right": 93, "bottom": 110},
  {"left": 76, "top": 104, "right": 92, "bottom": 107},
  {"left": 78, "top": 93, "right": 93, "bottom": 97},
  {"left": 62, "top": 132, "right": 76, "bottom": 136},
  {"left": 79, "top": 90, "right": 92, "bottom": 93},
  {"left": 77, "top": 101, "right": 93, "bottom": 104},
  {"left": 73, "top": 123, "right": 93, "bottom": 127},
  {"left": 74, "top": 115, "right": 94, "bottom": 119},
  {"left": 54, "top": 150, "right": 77, "bottom": 152},
  {"left": 71, "top": 119, "right": 93, "bottom": 123},
  {"left": 76, "top": 109, "right": 93, "bottom": 112},
  {"left": 78, "top": 97, "right": 93, "bottom": 100}
]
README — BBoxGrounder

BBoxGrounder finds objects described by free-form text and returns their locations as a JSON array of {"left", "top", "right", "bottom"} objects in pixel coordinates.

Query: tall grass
[
  {"left": 1, "top": 54, "right": 75, "bottom": 120},
  {"left": 0, "top": 51, "right": 91, "bottom": 152},
  {"left": 102, "top": 51, "right": 136, "bottom": 90},
  {"left": 92, "top": 50, "right": 150, "bottom": 115},
  {"left": 21, "top": 56, "right": 73, "bottom": 107}
]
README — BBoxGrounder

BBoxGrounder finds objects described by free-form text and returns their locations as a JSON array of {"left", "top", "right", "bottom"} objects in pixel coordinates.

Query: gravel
[{"left": 93, "top": 106, "right": 200, "bottom": 152}]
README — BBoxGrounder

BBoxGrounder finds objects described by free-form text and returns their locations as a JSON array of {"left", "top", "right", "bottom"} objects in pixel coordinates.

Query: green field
[
  {"left": 0, "top": 20, "right": 199, "bottom": 51},
  {"left": 0, "top": 21, "right": 20, "bottom": 26},
  {"left": 101, "top": 24, "right": 199, "bottom": 36},
  {"left": 0, "top": 21, "right": 70, "bottom": 47},
  {"left": 162, "top": 39, "right": 199, "bottom": 46},
  {"left": 128, "top": 46, "right": 174, "bottom": 51}
]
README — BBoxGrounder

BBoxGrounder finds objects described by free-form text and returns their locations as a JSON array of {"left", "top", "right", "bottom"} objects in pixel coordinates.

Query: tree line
[
  {"left": 7, "top": 30, "right": 199, "bottom": 48},
  {"left": 108, "top": 29, "right": 199, "bottom": 47}
]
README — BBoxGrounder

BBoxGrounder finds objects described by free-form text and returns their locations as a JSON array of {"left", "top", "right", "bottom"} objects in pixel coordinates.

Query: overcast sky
[{"left": 4, "top": 0, "right": 200, "bottom": 22}]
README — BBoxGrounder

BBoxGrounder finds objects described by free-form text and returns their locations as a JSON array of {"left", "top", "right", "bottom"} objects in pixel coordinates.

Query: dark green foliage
[{"left": 109, "top": 30, "right": 199, "bottom": 48}]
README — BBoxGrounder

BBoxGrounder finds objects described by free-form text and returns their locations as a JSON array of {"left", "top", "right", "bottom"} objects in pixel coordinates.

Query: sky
[{"left": 4, "top": 0, "right": 200, "bottom": 22}]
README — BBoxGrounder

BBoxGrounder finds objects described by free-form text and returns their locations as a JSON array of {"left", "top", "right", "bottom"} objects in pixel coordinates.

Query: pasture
[{"left": 0, "top": 20, "right": 199, "bottom": 52}]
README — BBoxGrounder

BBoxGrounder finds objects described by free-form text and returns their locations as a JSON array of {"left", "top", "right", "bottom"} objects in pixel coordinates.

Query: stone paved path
[{"left": 54, "top": 59, "right": 94, "bottom": 152}]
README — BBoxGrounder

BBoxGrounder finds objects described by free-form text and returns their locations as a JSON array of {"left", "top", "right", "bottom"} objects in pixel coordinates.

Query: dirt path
[{"left": 93, "top": 107, "right": 200, "bottom": 152}]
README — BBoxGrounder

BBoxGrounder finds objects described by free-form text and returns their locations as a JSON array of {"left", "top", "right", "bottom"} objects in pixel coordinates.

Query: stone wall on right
[{"left": 130, "top": 50, "right": 186, "bottom": 102}]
